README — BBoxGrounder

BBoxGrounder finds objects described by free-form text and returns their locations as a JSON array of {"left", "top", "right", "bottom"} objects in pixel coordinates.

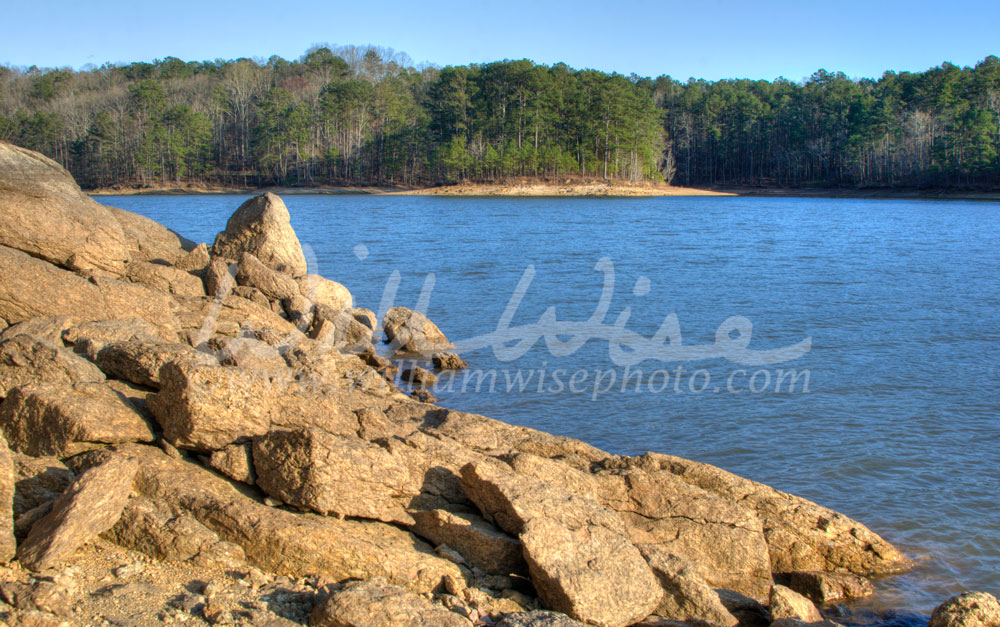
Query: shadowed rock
[
  {"left": 0, "top": 334, "right": 105, "bottom": 398},
  {"left": 310, "top": 578, "right": 471, "bottom": 627},
  {"left": 17, "top": 453, "right": 138, "bottom": 571},
  {"left": 0, "top": 382, "right": 155, "bottom": 456}
]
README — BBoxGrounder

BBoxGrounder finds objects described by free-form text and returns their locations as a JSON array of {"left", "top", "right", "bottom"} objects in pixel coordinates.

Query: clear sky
[{"left": 3, "top": 0, "right": 998, "bottom": 82}]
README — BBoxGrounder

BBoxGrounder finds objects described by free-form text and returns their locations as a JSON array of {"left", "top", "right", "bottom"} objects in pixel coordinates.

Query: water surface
[{"left": 98, "top": 193, "right": 1000, "bottom": 614}]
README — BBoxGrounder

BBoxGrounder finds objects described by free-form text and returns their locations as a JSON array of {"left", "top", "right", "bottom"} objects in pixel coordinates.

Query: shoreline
[{"left": 86, "top": 181, "right": 1000, "bottom": 200}]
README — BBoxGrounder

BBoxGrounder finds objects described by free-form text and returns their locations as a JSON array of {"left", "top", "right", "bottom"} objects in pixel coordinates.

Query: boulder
[
  {"left": 17, "top": 453, "right": 138, "bottom": 571},
  {"left": 0, "top": 434, "right": 15, "bottom": 562},
  {"left": 636, "top": 544, "right": 738, "bottom": 626},
  {"left": 208, "top": 335, "right": 287, "bottom": 371},
  {"left": 382, "top": 306, "right": 452, "bottom": 354},
  {"left": 402, "top": 366, "right": 438, "bottom": 388},
  {"left": 236, "top": 252, "right": 299, "bottom": 301},
  {"left": 125, "top": 260, "right": 205, "bottom": 298},
  {"left": 93, "top": 339, "right": 198, "bottom": 388},
  {"left": 212, "top": 193, "right": 308, "bottom": 277},
  {"left": 207, "top": 443, "right": 256, "bottom": 485},
  {"left": 309, "top": 578, "right": 471, "bottom": 627},
  {"left": 105, "top": 496, "right": 246, "bottom": 568},
  {"left": 116, "top": 444, "right": 464, "bottom": 592},
  {"left": 203, "top": 258, "right": 236, "bottom": 298},
  {"left": 11, "top": 454, "right": 75, "bottom": 517},
  {"left": 355, "top": 406, "right": 391, "bottom": 440},
  {"left": 296, "top": 274, "right": 352, "bottom": 310},
  {"left": 460, "top": 460, "right": 661, "bottom": 626},
  {"left": 252, "top": 429, "right": 421, "bottom": 525},
  {"left": 352, "top": 308, "right": 378, "bottom": 330},
  {"left": 0, "top": 246, "right": 178, "bottom": 340},
  {"left": 0, "top": 334, "right": 105, "bottom": 398},
  {"left": 929, "top": 592, "right": 1000, "bottom": 627},
  {"left": 521, "top": 517, "right": 662, "bottom": 627},
  {"left": 148, "top": 360, "right": 274, "bottom": 450},
  {"left": 173, "top": 243, "right": 211, "bottom": 273},
  {"left": 784, "top": 571, "right": 873, "bottom": 604},
  {"left": 0, "top": 317, "right": 77, "bottom": 345},
  {"left": 62, "top": 318, "right": 168, "bottom": 351},
  {"left": 107, "top": 204, "right": 191, "bottom": 265},
  {"left": 637, "top": 454, "right": 909, "bottom": 578},
  {"left": 0, "top": 141, "right": 129, "bottom": 276},
  {"left": 0, "top": 382, "right": 155, "bottom": 457},
  {"left": 591, "top": 456, "right": 773, "bottom": 599},
  {"left": 433, "top": 352, "right": 469, "bottom": 370},
  {"left": 410, "top": 509, "right": 525, "bottom": 576},
  {"left": 769, "top": 585, "right": 823, "bottom": 623},
  {"left": 309, "top": 305, "right": 373, "bottom": 350}
]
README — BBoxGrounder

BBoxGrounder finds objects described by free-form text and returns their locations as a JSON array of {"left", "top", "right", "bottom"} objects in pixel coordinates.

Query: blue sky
[{"left": 3, "top": 0, "right": 998, "bottom": 81}]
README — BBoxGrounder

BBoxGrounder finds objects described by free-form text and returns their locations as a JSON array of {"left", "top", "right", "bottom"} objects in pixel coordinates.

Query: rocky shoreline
[{"left": 0, "top": 140, "right": 995, "bottom": 626}]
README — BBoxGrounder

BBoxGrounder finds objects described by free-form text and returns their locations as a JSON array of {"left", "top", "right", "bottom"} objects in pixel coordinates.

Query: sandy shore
[{"left": 87, "top": 181, "right": 1000, "bottom": 200}]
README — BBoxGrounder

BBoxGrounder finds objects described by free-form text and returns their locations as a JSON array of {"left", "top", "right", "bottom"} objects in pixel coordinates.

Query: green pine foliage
[{"left": 1, "top": 47, "right": 998, "bottom": 189}]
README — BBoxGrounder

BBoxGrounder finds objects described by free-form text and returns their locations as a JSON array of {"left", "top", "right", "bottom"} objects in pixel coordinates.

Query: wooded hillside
[{"left": 1, "top": 46, "right": 997, "bottom": 189}]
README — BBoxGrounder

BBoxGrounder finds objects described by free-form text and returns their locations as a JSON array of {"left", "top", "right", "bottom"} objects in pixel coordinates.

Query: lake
[{"left": 97, "top": 193, "right": 1000, "bottom": 615}]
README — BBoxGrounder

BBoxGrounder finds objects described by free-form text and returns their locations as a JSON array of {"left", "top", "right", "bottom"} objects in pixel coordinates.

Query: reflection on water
[{"left": 98, "top": 193, "right": 1000, "bottom": 614}]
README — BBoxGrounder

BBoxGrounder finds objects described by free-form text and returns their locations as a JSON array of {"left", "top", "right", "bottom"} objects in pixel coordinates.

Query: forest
[{"left": 1, "top": 45, "right": 998, "bottom": 190}]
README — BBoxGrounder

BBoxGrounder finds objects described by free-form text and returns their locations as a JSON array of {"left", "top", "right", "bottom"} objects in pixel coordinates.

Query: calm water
[{"left": 99, "top": 193, "right": 1000, "bottom": 615}]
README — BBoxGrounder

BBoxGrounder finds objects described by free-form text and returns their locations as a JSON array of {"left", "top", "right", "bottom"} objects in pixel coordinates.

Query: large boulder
[
  {"left": 0, "top": 334, "right": 105, "bottom": 399},
  {"left": 0, "top": 141, "right": 129, "bottom": 276},
  {"left": 93, "top": 339, "right": 198, "bottom": 388},
  {"left": 252, "top": 429, "right": 421, "bottom": 525},
  {"left": 112, "top": 444, "right": 464, "bottom": 592},
  {"left": 310, "top": 578, "right": 471, "bottom": 627},
  {"left": 0, "top": 245, "right": 178, "bottom": 340},
  {"left": 0, "top": 382, "right": 155, "bottom": 456},
  {"left": 382, "top": 306, "right": 453, "bottom": 354},
  {"left": 212, "top": 193, "right": 308, "bottom": 276},
  {"left": 107, "top": 205, "right": 192, "bottom": 265},
  {"left": 16, "top": 453, "right": 138, "bottom": 571},
  {"left": 636, "top": 454, "right": 909, "bottom": 578},
  {"left": 929, "top": 592, "right": 1000, "bottom": 627},
  {"left": 637, "top": 544, "right": 738, "bottom": 626},
  {"left": 460, "top": 459, "right": 662, "bottom": 627}
]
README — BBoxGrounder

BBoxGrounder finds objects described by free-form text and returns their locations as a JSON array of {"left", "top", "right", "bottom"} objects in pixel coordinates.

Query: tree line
[{"left": 1, "top": 46, "right": 998, "bottom": 189}]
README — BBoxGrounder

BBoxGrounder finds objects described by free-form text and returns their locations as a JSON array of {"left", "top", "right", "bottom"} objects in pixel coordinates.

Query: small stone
[{"left": 432, "top": 352, "right": 468, "bottom": 370}]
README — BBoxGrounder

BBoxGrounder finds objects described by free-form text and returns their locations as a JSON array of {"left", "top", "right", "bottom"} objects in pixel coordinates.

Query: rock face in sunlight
[{"left": 0, "top": 143, "right": 916, "bottom": 626}]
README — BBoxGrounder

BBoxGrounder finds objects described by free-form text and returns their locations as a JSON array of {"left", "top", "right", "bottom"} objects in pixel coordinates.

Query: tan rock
[
  {"left": 785, "top": 571, "right": 873, "bottom": 604},
  {"left": 638, "top": 453, "right": 909, "bottom": 577},
  {"left": 495, "top": 611, "right": 588, "bottom": 626},
  {"left": 126, "top": 260, "right": 205, "bottom": 298},
  {"left": 11, "top": 454, "right": 75, "bottom": 517},
  {"left": 297, "top": 274, "right": 352, "bottom": 310},
  {"left": 433, "top": 352, "right": 469, "bottom": 370},
  {"left": 410, "top": 509, "right": 525, "bottom": 575},
  {"left": 0, "top": 382, "right": 155, "bottom": 456},
  {"left": 309, "top": 305, "right": 373, "bottom": 351},
  {"left": 0, "top": 246, "right": 178, "bottom": 341},
  {"left": 253, "top": 429, "right": 420, "bottom": 524},
  {"left": 203, "top": 258, "right": 236, "bottom": 298},
  {"left": 382, "top": 306, "right": 452, "bottom": 354},
  {"left": 0, "top": 141, "right": 129, "bottom": 276},
  {"left": 121, "top": 443, "right": 463, "bottom": 592},
  {"left": 17, "top": 453, "right": 138, "bottom": 571},
  {"left": 521, "top": 517, "right": 662, "bottom": 627},
  {"left": 355, "top": 406, "right": 390, "bottom": 440},
  {"left": 213, "top": 193, "right": 308, "bottom": 277},
  {"left": 402, "top": 366, "right": 438, "bottom": 388},
  {"left": 174, "top": 243, "right": 211, "bottom": 273},
  {"left": 209, "top": 336, "right": 287, "bottom": 371},
  {"left": 769, "top": 585, "right": 823, "bottom": 623},
  {"left": 0, "top": 317, "right": 77, "bottom": 345},
  {"left": 94, "top": 339, "right": 198, "bottom": 388},
  {"left": 0, "top": 434, "right": 15, "bottom": 562},
  {"left": 310, "top": 578, "right": 471, "bottom": 627},
  {"left": 105, "top": 496, "right": 246, "bottom": 568},
  {"left": 207, "top": 443, "right": 256, "bottom": 484},
  {"left": 62, "top": 318, "right": 168, "bottom": 350},
  {"left": 351, "top": 307, "right": 377, "bottom": 330},
  {"left": 637, "top": 544, "right": 738, "bottom": 626},
  {"left": 0, "top": 335, "right": 105, "bottom": 398},
  {"left": 236, "top": 252, "right": 299, "bottom": 300},
  {"left": 929, "top": 592, "right": 1000, "bottom": 627},
  {"left": 108, "top": 204, "right": 191, "bottom": 265}
]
